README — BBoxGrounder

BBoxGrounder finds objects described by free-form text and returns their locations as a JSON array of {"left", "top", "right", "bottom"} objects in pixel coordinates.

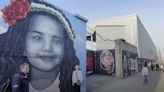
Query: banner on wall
[
  {"left": 0, "top": 0, "right": 86, "bottom": 92},
  {"left": 96, "top": 50, "right": 115, "bottom": 75}
]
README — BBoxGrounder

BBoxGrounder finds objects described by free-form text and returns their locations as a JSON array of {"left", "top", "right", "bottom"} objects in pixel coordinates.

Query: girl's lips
[{"left": 39, "top": 55, "right": 55, "bottom": 61}]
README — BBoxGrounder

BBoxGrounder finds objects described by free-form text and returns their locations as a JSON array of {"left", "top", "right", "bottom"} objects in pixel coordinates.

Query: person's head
[
  {"left": 20, "top": 63, "right": 30, "bottom": 74},
  {"left": 75, "top": 65, "right": 80, "bottom": 70},
  {"left": 144, "top": 62, "right": 148, "bottom": 67},
  {"left": 0, "top": 0, "right": 79, "bottom": 92},
  {"left": 100, "top": 50, "right": 114, "bottom": 72}
]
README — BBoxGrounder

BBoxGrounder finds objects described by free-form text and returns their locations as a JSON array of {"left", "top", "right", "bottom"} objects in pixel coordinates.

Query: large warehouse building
[{"left": 87, "top": 14, "right": 158, "bottom": 61}]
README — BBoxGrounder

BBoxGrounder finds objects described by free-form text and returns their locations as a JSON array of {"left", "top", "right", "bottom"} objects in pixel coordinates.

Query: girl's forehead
[
  {"left": 29, "top": 15, "right": 65, "bottom": 37},
  {"left": 30, "top": 14, "right": 62, "bottom": 27}
]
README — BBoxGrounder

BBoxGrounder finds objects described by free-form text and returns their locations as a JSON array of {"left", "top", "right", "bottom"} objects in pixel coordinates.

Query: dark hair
[
  {"left": 0, "top": 1, "right": 79, "bottom": 92},
  {"left": 144, "top": 62, "right": 148, "bottom": 67}
]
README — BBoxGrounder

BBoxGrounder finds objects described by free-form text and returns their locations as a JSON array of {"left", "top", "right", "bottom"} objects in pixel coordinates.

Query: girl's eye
[
  {"left": 54, "top": 39, "right": 62, "bottom": 44},
  {"left": 32, "top": 36, "right": 42, "bottom": 41},
  {"left": 53, "top": 38, "right": 63, "bottom": 45}
]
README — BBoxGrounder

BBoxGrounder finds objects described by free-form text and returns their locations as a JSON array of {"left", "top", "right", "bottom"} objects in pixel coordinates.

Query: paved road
[{"left": 87, "top": 71, "right": 164, "bottom": 92}]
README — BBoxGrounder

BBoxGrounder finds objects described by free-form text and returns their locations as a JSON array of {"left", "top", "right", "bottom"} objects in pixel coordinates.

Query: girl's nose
[{"left": 42, "top": 37, "right": 52, "bottom": 52}]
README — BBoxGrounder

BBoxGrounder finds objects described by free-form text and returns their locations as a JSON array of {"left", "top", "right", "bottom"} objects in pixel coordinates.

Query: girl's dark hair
[
  {"left": 144, "top": 62, "right": 148, "bottom": 67},
  {"left": 0, "top": 1, "right": 79, "bottom": 92}
]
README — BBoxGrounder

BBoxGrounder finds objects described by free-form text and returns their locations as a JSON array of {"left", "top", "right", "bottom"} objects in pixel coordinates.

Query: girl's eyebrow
[
  {"left": 29, "top": 30, "right": 43, "bottom": 35},
  {"left": 52, "top": 35, "right": 63, "bottom": 39}
]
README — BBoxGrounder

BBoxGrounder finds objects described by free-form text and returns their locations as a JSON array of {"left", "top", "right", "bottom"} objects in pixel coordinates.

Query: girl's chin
[{"left": 32, "top": 65, "right": 55, "bottom": 71}]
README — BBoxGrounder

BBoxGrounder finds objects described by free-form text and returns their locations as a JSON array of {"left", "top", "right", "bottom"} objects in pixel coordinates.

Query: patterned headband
[{"left": 1, "top": 0, "right": 75, "bottom": 40}]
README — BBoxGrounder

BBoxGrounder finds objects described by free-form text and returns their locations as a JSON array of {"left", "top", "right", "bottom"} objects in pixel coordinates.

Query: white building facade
[{"left": 87, "top": 14, "right": 158, "bottom": 61}]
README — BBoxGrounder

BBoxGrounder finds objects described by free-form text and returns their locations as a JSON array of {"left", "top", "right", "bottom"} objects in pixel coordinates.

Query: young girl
[
  {"left": 142, "top": 62, "right": 149, "bottom": 85},
  {"left": 72, "top": 65, "right": 83, "bottom": 92}
]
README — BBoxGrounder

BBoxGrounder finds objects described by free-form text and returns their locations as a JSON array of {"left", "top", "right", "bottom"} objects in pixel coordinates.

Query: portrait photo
[
  {"left": 95, "top": 50, "right": 115, "bottom": 75},
  {"left": 100, "top": 50, "right": 115, "bottom": 73}
]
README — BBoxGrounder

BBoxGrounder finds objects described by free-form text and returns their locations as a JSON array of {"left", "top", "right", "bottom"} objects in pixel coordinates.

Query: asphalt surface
[{"left": 87, "top": 71, "right": 164, "bottom": 92}]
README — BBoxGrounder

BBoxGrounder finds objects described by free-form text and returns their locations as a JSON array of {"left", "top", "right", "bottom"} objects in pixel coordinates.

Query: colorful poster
[
  {"left": 122, "top": 50, "right": 138, "bottom": 77},
  {"left": 122, "top": 50, "right": 129, "bottom": 77},
  {"left": 0, "top": 0, "right": 86, "bottom": 92},
  {"left": 87, "top": 50, "right": 94, "bottom": 74},
  {"left": 96, "top": 50, "right": 115, "bottom": 75}
]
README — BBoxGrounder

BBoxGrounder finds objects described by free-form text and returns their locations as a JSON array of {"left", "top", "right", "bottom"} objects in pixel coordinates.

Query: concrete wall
[
  {"left": 95, "top": 25, "right": 123, "bottom": 50},
  {"left": 87, "top": 15, "right": 138, "bottom": 46},
  {"left": 115, "top": 39, "right": 137, "bottom": 79}
]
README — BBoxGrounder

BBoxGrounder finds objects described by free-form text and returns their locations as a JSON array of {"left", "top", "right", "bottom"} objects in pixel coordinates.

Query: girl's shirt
[
  {"left": 142, "top": 67, "right": 149, "bottom": 76},
  {"left": 72, "top": 70, "right": 83, "bottom": 85}
]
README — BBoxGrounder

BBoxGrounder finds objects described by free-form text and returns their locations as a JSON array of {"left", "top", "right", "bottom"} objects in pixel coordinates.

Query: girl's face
[
  {"left": 100, "top": 51, "right": 114, "bottom": 71},
  {"left": 102, "top": 53, "right": 113, "bottom": 69},
  {"left": 75, "top": 65, "right": 80, "bottom": 70},
  {"left": 25, "top": 15, "right": 65, "bottom": 71}
]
